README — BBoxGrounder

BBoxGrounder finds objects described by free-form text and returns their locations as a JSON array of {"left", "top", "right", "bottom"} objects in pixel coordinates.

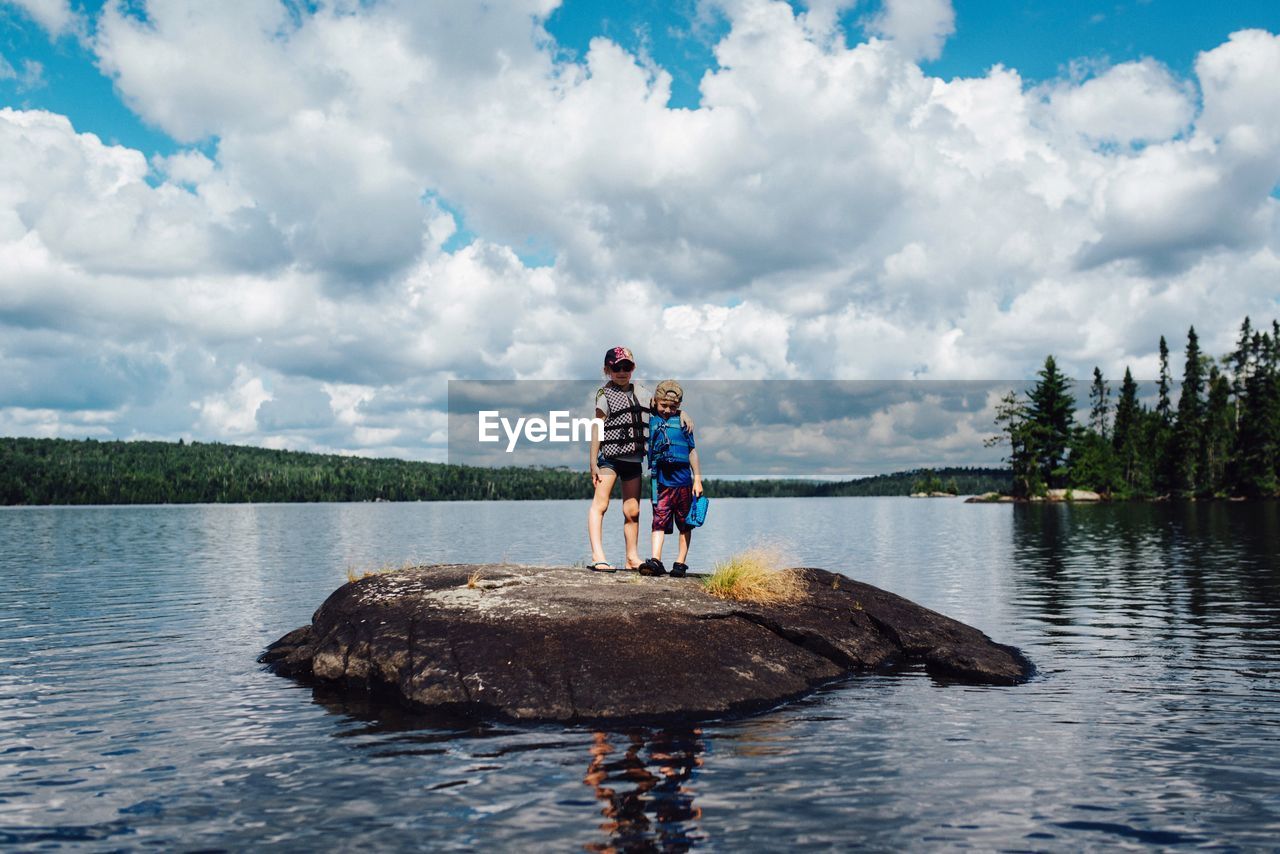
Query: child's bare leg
[
  {"left": 588, "top": 471, "right": 616, "bottom": 564},
  {"left": 621, "top": 476, "right": 642, "bottom": 568},
  {"left": 651, "top": 529, "right": 666, "bottom": 561},
  {"left": 677, "top": 529, "right": 691, "bottom": 564}
]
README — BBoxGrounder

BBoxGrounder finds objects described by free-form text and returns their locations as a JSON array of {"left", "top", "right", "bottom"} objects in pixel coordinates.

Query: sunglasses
[{"left": 609, "top": 363, "right": 635, "bottom": 371}]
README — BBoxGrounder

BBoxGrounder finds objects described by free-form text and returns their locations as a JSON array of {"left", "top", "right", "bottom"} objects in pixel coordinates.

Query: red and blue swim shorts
[{"left": 652, "top": 483, "right": 694, "bottom": 534}]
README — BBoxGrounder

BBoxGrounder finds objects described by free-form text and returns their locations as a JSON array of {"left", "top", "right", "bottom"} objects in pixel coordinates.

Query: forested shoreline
[
  {"left": 11, "top": 310, "right": 1277, "bottom": 509},
  {"left": 989, "top": 317, "right": 1280, "bottom": 499},
  {"left": 0, "top": 437, "right": 1009, "bottom": 505}
]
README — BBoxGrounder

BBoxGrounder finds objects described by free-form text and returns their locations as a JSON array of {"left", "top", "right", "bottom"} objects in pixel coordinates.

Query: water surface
[{"left": 2, "top": 498, "right": 1278, "bottom": 849}]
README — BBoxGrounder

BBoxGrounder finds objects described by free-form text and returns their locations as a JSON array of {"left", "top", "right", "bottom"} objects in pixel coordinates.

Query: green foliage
[
  {"left": 1232, "top": 323, "right": 1280, "bottom": 497},
  {"left": 1027, "top": 356, "right": 1075, "bottom": 488},
  {"left": 0, "top": 437, "right": 1011, "bottom": 505},
  {"left": 709, "top": 468, "right": 1007, "bottom": 498},
  {"left": 1067, "top": 426, "right": 1119, "bottom": 494},
  {"left": 0, "top": 438, "right": 596, "bottom": 504},
  {"left": 907, "top": 469, "right": 961, "bottom": 495},
  {"left": 994, "top": 316, "right": 1280, "bottom": 500},
  {"left": 1088, "top": 366, "right": 1110, "bottom": 441},
  {"left": 1202, "top": 366, "right": 1234, "bottom": 495},
  {"left": 986, "top": 391, "right": 1043, "bottom": 498},
  {"left": 1172, "top": 326, "right": 1205, "bottom": 495},
  {"left": 1112, "top": 367, "right": 1147, "bottom": 494},
  {"left": 1153, "top": 335, "right": 1177, "bottom": 494}
]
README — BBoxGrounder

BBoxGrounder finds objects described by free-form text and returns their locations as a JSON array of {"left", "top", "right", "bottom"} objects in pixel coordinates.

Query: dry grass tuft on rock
[
  {"left": 702, "top": 547, "right": 805, "bottom": 604},
  {"left": 345, "top": 559, "right": 420, "bottom": 584}
]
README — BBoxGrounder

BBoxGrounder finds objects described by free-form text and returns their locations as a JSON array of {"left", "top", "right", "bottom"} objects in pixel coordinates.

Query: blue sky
[
  {"left": 2, "top": 0, "right": 1279, "bottom": 465},
  {"left": 5, "top": 0, "right": 1279, "bottom": 154}
]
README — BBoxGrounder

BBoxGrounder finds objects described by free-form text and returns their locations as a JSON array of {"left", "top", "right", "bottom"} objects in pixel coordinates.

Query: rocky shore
[
  {"left": 262, "top": 564, "right": 1033, "bottom": 723},
  {"left": 965, "top": 488, "right": 1104, "bottom": 503}
]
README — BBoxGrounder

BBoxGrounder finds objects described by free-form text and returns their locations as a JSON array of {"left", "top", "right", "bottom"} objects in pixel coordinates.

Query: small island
[
  {"left": 261, "top": 564, "right": 1032, "bottom": 723},
  {"left": 966, "top": 488, "right": 1103, "bottom": 503},
  {"left": 984, "top": 318, "right": 1280, "bottom": 502}
]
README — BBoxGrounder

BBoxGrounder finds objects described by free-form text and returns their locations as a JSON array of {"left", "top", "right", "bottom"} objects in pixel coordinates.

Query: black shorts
[{"left": 597, "top": 455, "right": 642, "bottom": 482}]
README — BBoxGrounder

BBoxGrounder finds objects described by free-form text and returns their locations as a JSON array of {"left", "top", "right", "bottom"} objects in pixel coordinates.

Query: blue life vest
[{"left": 648, "top": 414, "right": 692, "bottom": 469}]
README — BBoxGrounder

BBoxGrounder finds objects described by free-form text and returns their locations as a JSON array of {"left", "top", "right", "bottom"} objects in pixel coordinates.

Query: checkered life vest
[{"left": 596, "top": 384, "right": 647, "bottom": 458}]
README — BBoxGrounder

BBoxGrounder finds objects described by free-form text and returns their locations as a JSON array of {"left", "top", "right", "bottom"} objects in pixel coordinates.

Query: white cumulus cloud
[
  {"left": 867, "top": 0, "right": 956, "bottom": 62},
  {"left": 2, "top": 0, "right": 79, "bottom": 37},
  {"left": 1, "top": 0, "right": 1279, "bottom": 463},
  {"left": 1049, "top": 59, "right": 1195, "bottom": 144}
]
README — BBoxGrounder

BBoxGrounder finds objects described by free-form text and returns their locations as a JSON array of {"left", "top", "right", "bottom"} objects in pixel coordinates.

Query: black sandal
[
  {"left": 588, "top": 562, "right": 617, "bottom": 573},
  {"left": 639, "top": 559, "right": 667, "bottom": 577}
]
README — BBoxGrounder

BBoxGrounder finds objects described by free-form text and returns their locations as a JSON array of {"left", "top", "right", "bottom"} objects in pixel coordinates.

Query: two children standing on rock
[{"left": 588, "top": 347, "right": 703, "bottom": 576}]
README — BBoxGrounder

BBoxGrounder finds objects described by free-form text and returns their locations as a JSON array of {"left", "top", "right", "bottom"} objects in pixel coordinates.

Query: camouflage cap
[{"left": 654, "top": 379, "right": 683, "bottom": 403}]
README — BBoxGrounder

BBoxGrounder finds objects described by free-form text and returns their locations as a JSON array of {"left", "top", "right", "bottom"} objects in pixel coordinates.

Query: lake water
[{"left": 2, "top": 498, "right": 1278, "bottom": 850}]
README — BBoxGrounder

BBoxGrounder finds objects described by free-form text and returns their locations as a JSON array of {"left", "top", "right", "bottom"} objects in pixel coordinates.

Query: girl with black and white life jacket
[{"left": 587, "top": 346, "right": 650, "bottom": 572}]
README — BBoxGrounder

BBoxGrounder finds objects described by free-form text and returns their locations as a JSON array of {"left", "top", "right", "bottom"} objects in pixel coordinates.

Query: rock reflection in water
[{"left": 582, "top": 729, "right": 705, "bottom": 853}]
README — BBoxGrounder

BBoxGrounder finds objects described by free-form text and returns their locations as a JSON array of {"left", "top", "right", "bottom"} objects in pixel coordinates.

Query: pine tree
[
  {"left": 1112, "top": 367, "right": 1144, "bottom": 493},
  {"left": 987, "top": 391, "right": 1043, "bottom": 498},
  {"left": 1065, "top": 366, "right": 1119, "bottom": 494},
  {"left": 1027, "top": 356, "right": 1075, "bottom": 488},
  {"left": 1089, "top": 366, "right": 1110, "bottom": 440},
  {"left": 1173, "top": 326, "right": 1205, "bottom": 495},
  {"left": 1153, "top": 335, "right": 1176, "bottom": 494},
  {"left": 1231, "top": 316, "right": 1253, "bottom": 426},
  {"left": 1235, "top": 330, "right": 1280, "bottom": 497},
  {"left": 1157, "top": 336, "right": 1172, "bottom": 423},
  {"left": 1202, "top": 365, "right": 1234, "bottom": 495}
]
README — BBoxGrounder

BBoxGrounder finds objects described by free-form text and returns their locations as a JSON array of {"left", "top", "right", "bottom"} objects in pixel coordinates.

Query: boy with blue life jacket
[{"left": 639, "top": 380, "right": 703, "bottom": 578}]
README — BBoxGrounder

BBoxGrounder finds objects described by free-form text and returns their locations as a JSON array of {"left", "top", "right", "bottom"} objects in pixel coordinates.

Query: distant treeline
[
  {"left": 0, "top": 438, "right": 592, "bottom": 504},
  {"left": 707, "top": 468, "right": 1007, "bottom": 498},
  {"left": 989, "top": 317, "right": 1280, "bottom": 499},
  {"left": 0, "top": 438, "right": 1009, "bottom": 505}
]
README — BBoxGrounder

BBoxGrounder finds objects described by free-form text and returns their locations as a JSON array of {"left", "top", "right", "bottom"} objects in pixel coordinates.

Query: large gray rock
[{"left": 261, "top": 565, "right": 1032, "bottom": 723}]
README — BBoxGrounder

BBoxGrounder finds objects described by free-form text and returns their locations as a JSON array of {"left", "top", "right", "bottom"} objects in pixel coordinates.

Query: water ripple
[{"left": 1, "top": 500, "right": 1279, "bottom": 849}]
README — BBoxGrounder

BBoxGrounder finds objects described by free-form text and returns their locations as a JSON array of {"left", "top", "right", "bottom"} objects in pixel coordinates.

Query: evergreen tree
[
  {"left": 1173, "top": 326, "right": 1205, "bottom": 495},
  {"left": 986, "top": 391, "right": 1043, "bottom": 498},
  {"left": 1234, "top": 330, "right": 1280, "bottom": 497},
  {"left": 1202, "top": 365, "right": 1234, "bottom": 495},
  {"left": 0, "top": 437, "right": 1015, "bottom": 503},
  {"left": 1153, "top": 335, "right": 1176, "bottom": 494},
  {"left": 1112, "top": 367, "right": 1145, "bottom": 494},
  {"left": 1089, "top": 366, "right": 1110, "bottom": 440},
  {"left": 1027, "top": 355, "right": 1075, "bottom": 488},
  {"left": 1231, "top": 316, "right": 1253, "bottom": 426},
  {"left": 1157, "top": 336, "right": 1172, "bottom": 423},
  {"left": 1067, "top": 424, "right": 1120, "bottom": 494},
  {"left": 911, "top": 470, "right": 944, "bottom": 494},
  {"left": 1066, "top": 366, "right": 1119, "bottom": 493}
]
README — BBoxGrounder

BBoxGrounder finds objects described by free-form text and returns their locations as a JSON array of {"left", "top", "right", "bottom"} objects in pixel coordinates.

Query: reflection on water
[
  {"left": 1010, "top": 501, "right": 1280, "bottom": 651},
  {"left": 583, "top": 729, "right": 705, "bottom": 853},
  {"left": 2, "top": 499, "right": 1279, "bottom": 849}
]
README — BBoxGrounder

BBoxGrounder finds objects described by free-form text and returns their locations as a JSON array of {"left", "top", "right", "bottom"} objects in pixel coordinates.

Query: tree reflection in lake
[{"left": 1009, "top": 500, "right": 1280, "bottom": 656}]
